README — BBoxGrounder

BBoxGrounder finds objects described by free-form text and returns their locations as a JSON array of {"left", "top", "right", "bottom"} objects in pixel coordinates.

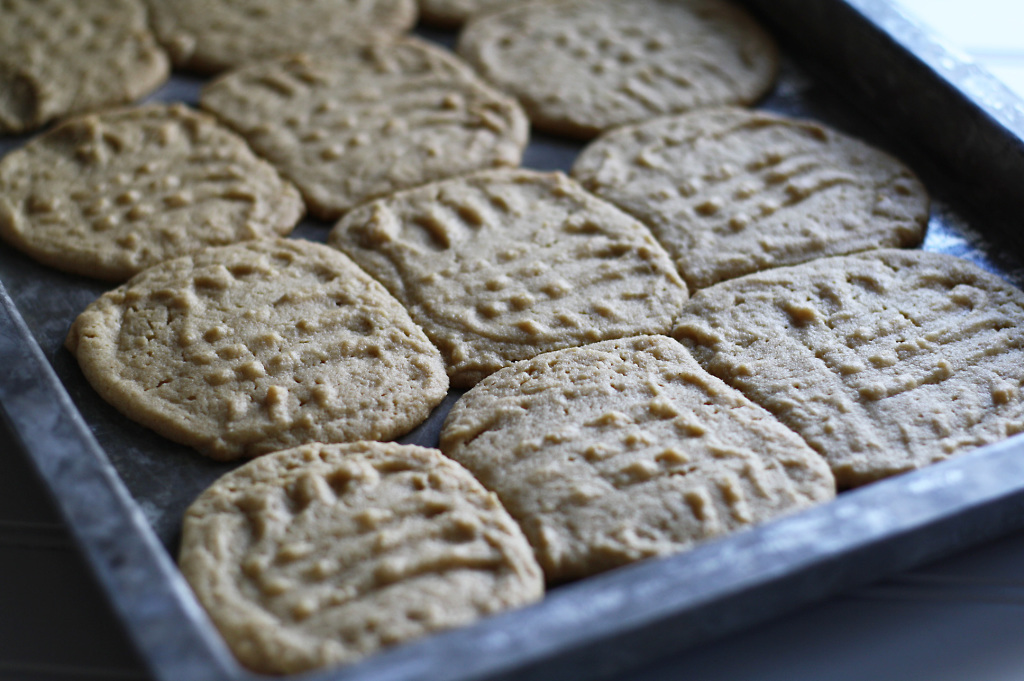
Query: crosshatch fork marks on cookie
[
  {"left": 456, "top": 0, "right": 778, "bottom": 138},
  {"left": 674, "top": 249, "right": 1024, "bottom": 488},
  {"left": 573, "top": 107, "right": 928, "bottom": 290},
  {"left": 440, "top": 335, "right": 834, "bottom": 581},
  {"left": 179, "top": 442, "right": 543, "bottom": 674},
  {"left": 329, "top": 169, "right": 689, "bottom": 387},
  {"left": 65, "top": 239, "right": 449, "bottom": 460},
  {"left": 200, "top": 38, "right": 528, "bottom": 220}
]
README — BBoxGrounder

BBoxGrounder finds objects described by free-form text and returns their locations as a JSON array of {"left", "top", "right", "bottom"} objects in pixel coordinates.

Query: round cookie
[
  {"left": 418, "top": 0, "right": 506, "bottom": 28},
  {"left": 573, "top": 108, "right": 929, "bottom": 289},
  {"left": 328, "top": 169, "right": 689, "bottom": 387},
  {"left": 456, "top": 0, "right": 778, "bottom": 139},
  {"left": 673, "top": 249, "right": 1024, "bottom": 488},
  {"left": 179, "top": 441, "right": 544, "bottom": 674},
  {"left": 200, "top": 39, "right": 528, "bottom": 220},
  {"left": 65, "top": 239, "right": 449, "bottom": 460},
  {"left": 0, "top": 0, "right": 169, "bottom": 134},
  {"left": 0, "top": 104, "right": 304, "bottom": 281},
  {"left": 144, "top": 0, "right": 418, "bottom": 74},
  {"left": 440, "top": 335, "right": 835, "bottom": 581}
]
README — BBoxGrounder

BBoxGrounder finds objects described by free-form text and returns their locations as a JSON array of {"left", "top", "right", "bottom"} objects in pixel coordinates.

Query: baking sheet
[{"left": 4, "top": 2, "right": 1024, "bottom": 680}]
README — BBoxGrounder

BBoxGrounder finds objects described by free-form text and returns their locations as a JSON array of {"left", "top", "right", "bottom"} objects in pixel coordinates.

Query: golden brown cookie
[
  {"left": 440, "top": 335, "right": 835, "bottom": 581},
  {"left": 65, "top": 239, "right": 448, "bottom": 460},
  {"left": 144, "top": 0, "right": 417, "bottom": 74},
  {"left": 573, "top": 108, "right": 928, "bottom": 289},
  {"left": 328, "top": 169, "right": 689, "bottom": 387},
  {"left": 179, "top": 441, "right": 544, "bottom": 674},
  {"left": 674, "top": 249, "right": 1024, "bottom": 487},
  {"left": 200, "top": 39, "right": 528, "bottom": 220},
  {"left": 0, "top": 0, "right": 169, "bottom": 134},
  {"left": 457, "top": 0, "right": 778, "bottom": 139},
  {"left": 0, "top": 104, "right": 304, "bottom": 281}
]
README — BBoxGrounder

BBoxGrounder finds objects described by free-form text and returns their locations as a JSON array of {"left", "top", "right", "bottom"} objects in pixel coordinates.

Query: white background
[{"left": 897, "top": 0, "right": 1024, "bottom": 96}]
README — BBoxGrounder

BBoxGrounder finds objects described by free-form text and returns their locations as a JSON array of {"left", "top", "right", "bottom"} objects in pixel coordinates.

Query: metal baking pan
[{"left": 3, "top": 1, "right": 1024, "bottom": 679}]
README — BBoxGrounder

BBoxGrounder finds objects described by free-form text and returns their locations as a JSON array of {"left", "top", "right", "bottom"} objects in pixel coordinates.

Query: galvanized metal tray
[{"left": 3, "top": 1, "right": 1024, "bottom": 679}]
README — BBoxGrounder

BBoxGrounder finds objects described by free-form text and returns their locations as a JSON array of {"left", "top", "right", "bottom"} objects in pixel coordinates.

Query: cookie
[
  {"left": 456, "top": 0, "right": 778, "bottom": 139},
  {"left": 179, "top": 441, "right": 544, "bottom": 674},
  {"left": 144, "top": 0, "right": 418, "bottom": 74},
  {"left": 418, "top": 0, "right": 506, "bottom": 28},
  {"left": 440, "top": 335, "right": 835, "bottom": 581},
  {"left": 0, "top": 0, "right": 169, "bottom": 134},
  {"left": 65, "top": 239, "right": 448, "bottom": 460},
  {"left": 200, "top": 39, "right": 528, "bottom": 220},
  {"left": 328, "top": 169, "right": 689, "bottom": 387},
  {"left": 573, "top": 108, "right": 929, "bottom": 289},
  {"left": 0, "top": 104, "right": 304, "bottom": 281},
  {"left": 673, "top": 249, "right": 1024, "bottom": 488}
]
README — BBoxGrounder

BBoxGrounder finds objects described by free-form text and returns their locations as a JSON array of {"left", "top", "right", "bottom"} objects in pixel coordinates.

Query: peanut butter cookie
[
  {"left": 201, "top": 39, "right": 528, "bottom": 220},
  {"left": 674, "top": 249, "right": 1024, "bottom": 487},
  {"left": 144, "top": 0, "right": 417, "bottom": 74},
  {"left": 441, "top": 335, "right": 835, "bottom": 581},
  {"left": 180, "top": 441, "right": 543, "bottom": 673},
  {"left": 0, "top": 0, "right": 169, "bottom": 134},
  {"left": 573, "top": 108, "right": 928, "bottom": 289},
  {"left": 66, "top": 239, "right": 448, "bottom": 460},
  {"left": 457, "top": 0, "right": 778, "bottom": 138},
  {"left": 0, "top": 104, "right": 303, "bottom": 281},
  {"left": 329, "top": 169, "right": 689, "bottom": 386}
]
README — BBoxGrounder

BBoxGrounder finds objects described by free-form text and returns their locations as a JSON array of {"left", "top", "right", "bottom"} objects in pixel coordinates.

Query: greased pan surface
[{"left": 3, "top": 2, "right": 1024, "bottom": 680}]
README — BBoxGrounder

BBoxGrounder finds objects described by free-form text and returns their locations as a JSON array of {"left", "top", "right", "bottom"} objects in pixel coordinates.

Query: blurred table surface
[{"left": 4, "top": 1, "right": 1024, "bottom": 679}]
